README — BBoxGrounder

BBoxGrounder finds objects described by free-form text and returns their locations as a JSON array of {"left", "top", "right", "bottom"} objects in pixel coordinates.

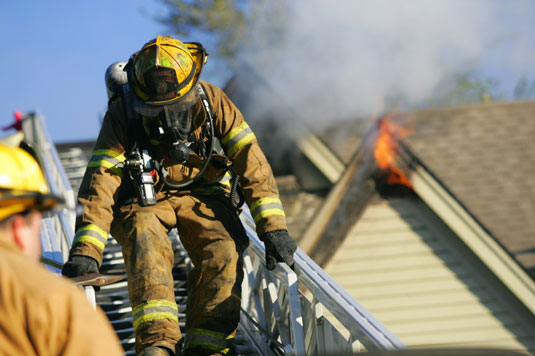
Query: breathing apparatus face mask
[
  {"left": 137, "top": 88, "right": 199, "bottom": 164},
  {"left": 137, "top": 88, "right": 198, "bottom": 145},
  {"left": 142, "top": 107, "right": 192, "bottom": 144}
]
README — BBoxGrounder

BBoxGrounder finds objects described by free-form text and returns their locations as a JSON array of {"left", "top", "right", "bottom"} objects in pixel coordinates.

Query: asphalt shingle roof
[{"left": 404, "top": 101, "right": 535, "bottom": 276}]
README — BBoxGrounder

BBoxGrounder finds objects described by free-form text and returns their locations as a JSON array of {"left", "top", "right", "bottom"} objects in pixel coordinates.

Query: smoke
[{"left": 234, "top": 0, "right": 534, "bottom": 135}]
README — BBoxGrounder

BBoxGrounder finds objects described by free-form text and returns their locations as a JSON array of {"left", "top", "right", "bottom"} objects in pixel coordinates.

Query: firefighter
[
  {"left": 62, "top": 35, "right": 297, "bottom": 356},
  {"left": 0, "top": 144, "right": 124, "bottom": 356}
]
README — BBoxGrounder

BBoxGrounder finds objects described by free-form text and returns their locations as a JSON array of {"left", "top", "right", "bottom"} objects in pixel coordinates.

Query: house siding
[{"left": 324, "top": 196, "right": 535, "bottom": 353}]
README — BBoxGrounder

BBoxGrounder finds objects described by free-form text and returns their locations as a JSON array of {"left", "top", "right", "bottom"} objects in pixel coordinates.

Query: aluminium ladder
[{"left": 22, "top": 111, "right": 405, "bottom": 355}]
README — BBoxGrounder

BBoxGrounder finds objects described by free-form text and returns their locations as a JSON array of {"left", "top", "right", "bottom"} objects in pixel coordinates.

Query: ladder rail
[
  {"left": 239, "top": 206, "right": 405, "bottom": 355},
  {"left": 20, "top": 111, "right": 76, "bottom": 266},
  {"left": 21, "top": 109, "right": 405, "bottom": 355}
]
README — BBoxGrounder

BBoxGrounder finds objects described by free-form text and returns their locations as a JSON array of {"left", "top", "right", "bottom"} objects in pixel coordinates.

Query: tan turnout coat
[{"left": 0, "top": 239, "right": 123, "bottom": 356}]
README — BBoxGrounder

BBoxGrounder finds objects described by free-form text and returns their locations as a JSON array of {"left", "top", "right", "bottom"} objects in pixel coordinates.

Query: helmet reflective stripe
[
  {"left": 87, "top": 149, "right": 126, "bottom": 177},
  {"left": 72, "top": 224, "right": 108, "bottom": 251},
  {"left": 250, "top": 197, "right": 285, "bottom": 223},
  {"left": 220, "top": 122, "right": 256, "bottom": 157},
  {"left": 184, "top": 328, "right": 234, "bottom": 354},
  {"left": 132, "top": 300, "right": 179, "bottom": 330}
]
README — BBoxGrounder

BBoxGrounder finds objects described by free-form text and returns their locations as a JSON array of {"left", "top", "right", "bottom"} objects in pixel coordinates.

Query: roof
[
  {"left": 297, "top": 100, "right": 535, "bottom": 351},
  {"left": 404, "top": 101, "right": 535, "bottom": 277},
  {"left": 275, "top": 175, "right": 326, "bottom": 241},
  {"left": 311, "top": 100, "right": 535, "bottom": 279}
]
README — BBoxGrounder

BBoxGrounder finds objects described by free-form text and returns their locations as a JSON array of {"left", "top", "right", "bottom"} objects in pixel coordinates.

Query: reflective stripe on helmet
[
  {"left": 250, "top": 197, "right": 285, "bottom": 223},
  {"left": 184, "top": 328, "right": 234, "bottom": 354},
  {"left": 72, "top": 224, "right": 109, "bottom": 251},
  {"left": 87, "top": 149, "right": 126, "bottom": 177},
  {"left": 221, "top": 122, "right": 256, "bottom": 157},
  {"left": 132, "top": 300, "right": 179, "bottom": 330}
]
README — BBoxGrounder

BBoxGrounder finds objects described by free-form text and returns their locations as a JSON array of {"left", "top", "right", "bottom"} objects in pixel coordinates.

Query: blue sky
[
  {"left": 1, "top": 1, "right": 533, "bottom": 143},
  {"left": 0, "top": 1, "right": 194, "bottom": 143}
]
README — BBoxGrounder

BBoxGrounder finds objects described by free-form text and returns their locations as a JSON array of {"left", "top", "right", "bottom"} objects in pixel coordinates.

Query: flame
[{"left": 373, "top": 114, "right": 413, "bottom": 188}]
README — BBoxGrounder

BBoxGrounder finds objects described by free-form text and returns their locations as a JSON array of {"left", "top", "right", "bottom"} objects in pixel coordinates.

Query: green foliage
[
  {"left": 425, "top": 72, "right": 508, "bottom": 108},
  {"left": 425, "top": 73, "right": 535, "bottom": 108},
  {"left": 513, "top": 75, "right": 535, "bottom": 100},
  {"left": 158, "top": 0, "right": 251, "bottom": 64},
  {"left": 158, "top": 0, "right": 289, "bottom": 70}
]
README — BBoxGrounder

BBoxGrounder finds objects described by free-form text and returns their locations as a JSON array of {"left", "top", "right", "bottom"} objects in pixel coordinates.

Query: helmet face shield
[
  {"left": 132, "top": 85, "right": 199, "bottom": 117},
  {"left": 141, "top": 101, "right": 194, "bottom": 144}
]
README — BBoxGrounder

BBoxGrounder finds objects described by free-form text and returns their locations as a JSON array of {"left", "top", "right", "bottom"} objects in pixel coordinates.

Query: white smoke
[{"left": 236, "top": 0, "right": 534, "bottom": 133}]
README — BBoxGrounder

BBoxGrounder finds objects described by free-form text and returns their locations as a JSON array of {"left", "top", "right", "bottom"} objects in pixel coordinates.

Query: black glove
[
  {"left": 260, "top": 230, "right": 297, "bottom": 270},
  {"left": 62, "top": 255, "right": 99, "bottom": 278}
]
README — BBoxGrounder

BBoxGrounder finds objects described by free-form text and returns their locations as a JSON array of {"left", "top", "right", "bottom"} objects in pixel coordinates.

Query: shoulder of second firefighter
[{"left": 0, "top": 244, "right": 123, "bottom": 355}]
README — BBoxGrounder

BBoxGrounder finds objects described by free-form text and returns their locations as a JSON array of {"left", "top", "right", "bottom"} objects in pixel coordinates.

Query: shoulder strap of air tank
[
  {"left": 197, "top": 84, "right": 225, "bottom": 155},
  {"left": 119, "top": 83, "right": 142, "bottom": 151},
  {"left": 198, "top": 84, "right": 244, "bottom": 209}
]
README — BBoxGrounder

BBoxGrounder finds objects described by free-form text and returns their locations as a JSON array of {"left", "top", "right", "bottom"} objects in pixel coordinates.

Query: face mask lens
[{"left": 163, "top": 107, "right": 192, "bottom": 141}]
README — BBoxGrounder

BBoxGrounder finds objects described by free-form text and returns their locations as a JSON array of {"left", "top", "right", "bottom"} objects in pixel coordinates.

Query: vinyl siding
[{"left": 324, "top": 196, "right": 535, "bottom": 353}]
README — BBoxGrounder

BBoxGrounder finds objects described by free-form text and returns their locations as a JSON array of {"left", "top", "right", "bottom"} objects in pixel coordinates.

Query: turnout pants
[{"left": 110, "top": 191, "right": 248, "bottom": 355}]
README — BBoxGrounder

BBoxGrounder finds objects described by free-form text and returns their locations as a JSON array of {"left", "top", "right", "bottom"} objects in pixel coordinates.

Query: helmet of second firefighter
[{"left": 0, "top": 144, "right": 63, "bottom": 220}]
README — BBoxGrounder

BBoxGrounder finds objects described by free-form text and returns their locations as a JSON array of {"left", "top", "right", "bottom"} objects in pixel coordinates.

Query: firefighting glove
[
  {"left": 62, "top": 255, "right": 99, "bottom": 278},
  {"left": 261, "top": 230, "right": 297, "bottom": 270}
]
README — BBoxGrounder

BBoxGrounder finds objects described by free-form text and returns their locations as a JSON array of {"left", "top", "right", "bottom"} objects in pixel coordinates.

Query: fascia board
[{"left": 297, "top": 133, "right": 346, "bottom": 184}]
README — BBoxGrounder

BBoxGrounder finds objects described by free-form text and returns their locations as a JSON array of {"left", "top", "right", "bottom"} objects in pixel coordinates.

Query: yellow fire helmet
[
  {"left": 127, "top": 35, "right": 207, "bottom": 115},
  {"left": 0, "top": 144, "right": 63, "bottom": 221}
]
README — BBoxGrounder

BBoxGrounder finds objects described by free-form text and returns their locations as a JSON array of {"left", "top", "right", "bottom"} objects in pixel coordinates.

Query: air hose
[
  {"left": 160, "top": 109, "right": 214, "bottom": 190},
  {"left": 160, "top": 85, "right": 216, "bottom": 190}
]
